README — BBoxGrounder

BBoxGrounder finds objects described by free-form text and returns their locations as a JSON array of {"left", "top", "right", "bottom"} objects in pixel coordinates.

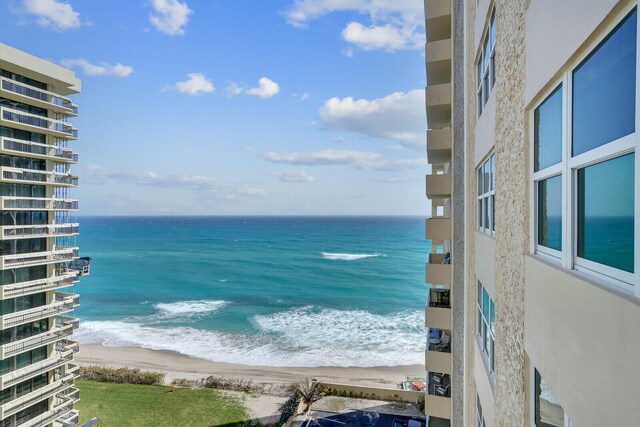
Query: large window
[
  {"left": 476, "top": 281, "right": 495, "bottom": 374},
  {"left": 533, "top": 6, "right": 638, "bottom": 293},
  {"left": 478, "top": 153, "right": 496, "bottom": 235},
  {"left": 477, "top": 9, "right": 496, "bottom": 117},
  {"left": 477, "top": 394, "right": 486, "bottom": 427},
  {"left": 533, "top": 368, "right": 575, "bottom": 427}
]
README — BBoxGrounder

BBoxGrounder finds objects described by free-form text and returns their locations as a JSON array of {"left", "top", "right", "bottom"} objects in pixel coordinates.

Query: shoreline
[{"left": 76, "top": 344, "right": 424, "bottom": 389}]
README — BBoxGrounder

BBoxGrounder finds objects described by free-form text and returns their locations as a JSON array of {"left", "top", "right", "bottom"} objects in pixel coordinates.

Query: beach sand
[{"left": 76, "top": 344, "right": 424, "bottom": 389}]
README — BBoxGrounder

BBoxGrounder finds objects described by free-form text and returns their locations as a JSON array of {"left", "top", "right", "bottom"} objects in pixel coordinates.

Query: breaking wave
[
  {"left": 321, "top": 252, "right": 383, "bottom": 261},
  {"left": 76, "top": 307, "right": 424, "bottom": 367}
]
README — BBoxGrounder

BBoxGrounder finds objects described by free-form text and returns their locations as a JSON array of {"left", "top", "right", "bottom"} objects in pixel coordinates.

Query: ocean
[{"left": 73, "top": 216, "right": 429, "bottom": 368}]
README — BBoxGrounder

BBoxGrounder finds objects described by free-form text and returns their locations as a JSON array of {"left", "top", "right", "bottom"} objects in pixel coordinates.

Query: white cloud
[
  {"left": 22, "top": 0, "right": 81, "bottom": 31},
  {"left": 319, "top": 89, "right": 425, "bottom": 148},
  {"left": 226, "top": 77, "right": 280, "bottom": 99},
  {"left": 342, "top": 47, "right": 354, "bottom": 57},
  {"left": 149, "top": 0, "right": 192, "bottom": 35},
  {"left": 271, "top": 169, "right": 316, "bottom": 183},
  {"left": 285, "top": 0, "right": 424, "bottom": 52},
  {"left": 293, "top": 92, "right": 310, "bottom": 102},
  {"left": 342, "top": 22, "right": 421, "bottom": 51},
  {"left": 385, "top": 144, "right": 405, "bottom": 151},
  {"left": 85, "top": 165, "right": 264, "bottom": 197},
  {"left": 263, "top": 149, "right": 381, "bottom": 166},
  {"left": 60, "top": 59, "right": 133, "bottom": 77},
  {"left": 172, "top": 73, "right": 215, "bottom": 95},
  {"left": 245, "top": 77, "right": 280, "bottom": 99},
  {"left": 263, "top": 149, "right": 425, "bottom": 172}
]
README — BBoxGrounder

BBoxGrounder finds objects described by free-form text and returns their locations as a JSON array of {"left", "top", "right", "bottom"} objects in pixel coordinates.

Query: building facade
[
  {"left": 424, "top": 1, "right": 640, "bottom": 426},
  {"left": 0, "top": 44, "right": 85, "bottom": 427}
]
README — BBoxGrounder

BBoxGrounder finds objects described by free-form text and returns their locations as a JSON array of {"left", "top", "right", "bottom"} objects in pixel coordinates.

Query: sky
[{"left": 0, "top": 0, "right": 429, "bottom": 216}]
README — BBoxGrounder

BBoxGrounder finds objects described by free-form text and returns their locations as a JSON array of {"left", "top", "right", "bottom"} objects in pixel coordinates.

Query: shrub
[
  {"left": 278, "top": 393, "right": 299, "bottom": 424},
  {"left": 79, "top": 366, "right": 165, "bottom": 385}
]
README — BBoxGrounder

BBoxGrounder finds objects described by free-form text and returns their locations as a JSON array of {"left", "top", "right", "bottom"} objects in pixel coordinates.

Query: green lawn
[{"left": 76, "top": 380, "right": 249, "bottom": 427}]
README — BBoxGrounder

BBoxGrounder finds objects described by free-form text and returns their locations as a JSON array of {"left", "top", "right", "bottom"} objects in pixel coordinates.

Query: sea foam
[
  {"left": 76, "top": 307, "right": 424, "bottom": 367},
  {"left": 321, "top": 252, "right": 383, "bottom": 261},
  {"left": 129, "top": 300, "right": 228, "bottom": 324}
]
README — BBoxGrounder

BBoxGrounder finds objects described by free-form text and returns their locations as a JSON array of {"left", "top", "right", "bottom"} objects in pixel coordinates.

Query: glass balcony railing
[
  {"left": 0, "top": 247, "right": 79, "bottom": 269},
  {"left": 0, "top": 107, "right": 78, "bottom": 138},
  {"left": 0, "top": 196, "right": 79, "bottom": 211},
  {"left": 0, "top": 166, "right": 78, "bottom": 187},
  {"left": 0, "top": 272, "right": 77, "bottom": 299},
  {"left": 0, "top": 323, "right": 74, "bottom": 359},
  {"left": 1, "top": 137, "right": 78, "bottom": 162},
  {"left": 0, "top": 223, "right": 79, "bottom": 239},
  {"left": 1, "top": 77, "right": 78, "bottom": 114},
  {"left": 0, "top": 292, "right": 79, "bottom": 329}
]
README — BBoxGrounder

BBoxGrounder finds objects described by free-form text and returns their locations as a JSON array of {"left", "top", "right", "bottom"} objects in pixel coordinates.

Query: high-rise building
[
  {"left": 0, "top": 43, "right": 87, "bottom": 427},
  {"left": 424, "top": 1, "right": 640, "bottom": 426}
]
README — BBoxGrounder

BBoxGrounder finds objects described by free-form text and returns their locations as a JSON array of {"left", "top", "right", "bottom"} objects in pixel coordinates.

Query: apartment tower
[
  {"left": 0, "top": 44, "right": 85, "bottom": 427},
  {"left": 424, "top": 1, "right": 640, "bottom": 426}
]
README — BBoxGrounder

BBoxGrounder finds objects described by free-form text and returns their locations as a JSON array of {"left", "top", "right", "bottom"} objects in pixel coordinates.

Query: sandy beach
[{"left": 76, "top": 344, "right": 424, "bottom": 389}]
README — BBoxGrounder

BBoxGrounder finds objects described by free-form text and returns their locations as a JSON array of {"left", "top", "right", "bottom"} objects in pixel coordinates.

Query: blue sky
[{"left": 1, "top": 0, "right": 428, "bottom": 215}]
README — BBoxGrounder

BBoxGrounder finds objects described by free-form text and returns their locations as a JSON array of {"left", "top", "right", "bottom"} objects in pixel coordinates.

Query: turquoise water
[{"left": 73, "top": 216, "right": 429, "bottom": 367}]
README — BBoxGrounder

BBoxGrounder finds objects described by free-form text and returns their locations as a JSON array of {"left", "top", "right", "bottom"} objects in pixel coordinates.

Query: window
[
  {"left": 476, "top": 394, "right": 486, "bottom": 427},
  {"left": 476, "top": 281, "right": 495, "bottom": 374},
  {"left": 533, "top": 6, "right": 638, "bottom": 293},
  {"left": 478, "top": 153, "right": 496, "bottom": 235},
  {"left": 533, "top": 368, "right": 574, "bottom": 427},
  {"left": 477, "top": 9, "right": 496, "bottom": 116}
]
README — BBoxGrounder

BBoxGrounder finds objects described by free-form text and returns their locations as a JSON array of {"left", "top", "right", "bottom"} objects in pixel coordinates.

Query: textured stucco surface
[
  {"left": 492, "top": 0, "right": 528, "bottom": 425},
  {"left": 451, "top": 0, "right": 465, "bottom": 425},
  {"left": 463, "top": 0, "right": 479, "bottom": 425}
]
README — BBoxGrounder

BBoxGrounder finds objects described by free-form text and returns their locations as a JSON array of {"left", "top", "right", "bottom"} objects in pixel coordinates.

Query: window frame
[
  {"left": 478, "top": 153, "right": 496, "bottom": 236},
  {"left": 530, "top": 367, "right": 576, "bottom": 427},
  {"left": 476, "top": 281, "right": 495, "bottom": 375},
  {"left": 477, "top": 8, "right": 496, "bottom": 117},
  {"left": 530, "top": 3, "right": 640, "bottom": 296}
]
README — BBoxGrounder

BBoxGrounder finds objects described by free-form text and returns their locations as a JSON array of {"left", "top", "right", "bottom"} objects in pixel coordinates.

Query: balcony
[
  {"left": 425, "top": 372, "right": 451, "bottom": 420},
  {"left": 0, "top": 375, "right": 74, "bottom": 419},
  {"left": 426, "top": 83, "right": 451, "bottom": 130},
  {"left": 0, "top": 196, "right": 78, "bottom": 211},
  {"left": 56, "top": 409, "right": 80, "bottom": 427},
  {"left": 426, "top": 128, "right": 452, "bottom": 165},
  {"left": 426, "top": 252, "right": 451, "bottom": 286},
  {"left": 0, "top": 166, "right": 78, "bottom": 187},
  {"left": 0, "top": 348, "right": 74, "bottom": 389},
  {"left": 0, "top": 77, "right": 78, "bottom": 116},
  {"left": 0, "top": 324, "right": 74, "bottom": 359},
  {"left": 425, "top": 38, "right": 452, "bottom": 86},
  {"left": 425, "top": 288, "right": 451, "bottom": 330},
  {"left": 1, "top": 137, "right": 78, "bottom": 163},
  {"left": 55, "top": 315, "right": 80, "bottom": 330},
  {"left": 0, "top": 272, "right": 77, "bottom": 299},
  {"left": 0, "top": 292, "right": 79, "bottom": 329},
  {"left": 425, "top": 217, "right": 451, "bottom": 245},
  {"left": 0, "top": 247, "right": 79, "bottom": 269},
  {"left": 0, "top": 106, "right": 77, "bottom": 139},
  {"left": 425, "top": 0, "right": 452, "bottom": 43},
  {"left": 0, "top": 223, "right": 79, "bottom": 240},
  {"left": 425, "top": 173, "right": 451, "bottom": 199},
  {"left": 55, "top": 339, "right": 79, "bottom": 354}
]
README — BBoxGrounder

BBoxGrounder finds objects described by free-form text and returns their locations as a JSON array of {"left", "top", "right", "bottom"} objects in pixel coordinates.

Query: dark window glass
[
  {"left": 572, "top": 9, "right": 637, "bottom": 156},
  {"left": 0, "top": 358, "right": 11, "bottom": 375},
  {"left": 491, "top": 195, "right": 496, "bottom": 232},
  {"left": 15, "top": 352, "right": 30, "bottom": 369},
  {"left": 577, "top": 153, "right": 635, "bottom": 272},
  {"left": 535, "top": 369, "right": 565, "bottom": 427},
  {"left": 534, "top": 85, "right": 563, "bottom": 171},
  {"left": 482, "top": 289, "right": 489, "bottom": 318},
  {"left": 538, "top": 175, "right": 563, "bottom": 251}
]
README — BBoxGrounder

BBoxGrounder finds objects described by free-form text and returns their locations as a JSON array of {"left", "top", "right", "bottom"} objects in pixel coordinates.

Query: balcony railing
[
  {"left": 0, "top": 196, "right": 78, "bottom": 211},
  {"left": 55, "top": 339, "right": 79, "bottom": 354},
  {"left": 0, "top": 106, "right": 78, "bottom": 138},
  {"left": 55, "top": 315, "right": 80, "bottom": 330},
  {"left": 0, "top": 272, "right": 77, "bottom": 299},
  {"left": 0, "top": 292, "right": 79, "bottom": 329},
  {"left": 0, "top": 77, "right": 78, "bottom": 115},
  {"left": 0, "top": 166, "right": 78, "bottom": 187},
  {"left": 0, "top": 223, "right": 79, "bottom": 239},
  {"left": 1, "top": 137, "right": 78, "bottom": 163},
  {"left": 0, "top": 247, "right": 79, "bottom": 269},
  {"left": 0, "top": 323, "right": 74, "bottom": 359},
  {"left": 0, "top": 349, "right": 74, "bottom": 389},
  {"left": 0, "top": 375, "right": 74, "bottom": 419}
]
